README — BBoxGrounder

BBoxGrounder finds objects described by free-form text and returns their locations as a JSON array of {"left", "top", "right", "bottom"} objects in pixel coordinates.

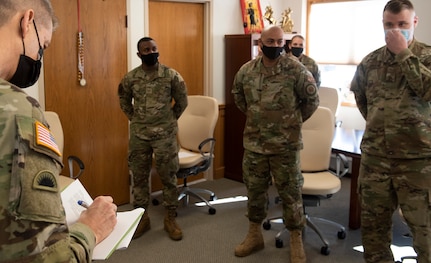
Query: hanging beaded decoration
[{"left": 77, "top": 0, "right": 86, "bottom": 86}]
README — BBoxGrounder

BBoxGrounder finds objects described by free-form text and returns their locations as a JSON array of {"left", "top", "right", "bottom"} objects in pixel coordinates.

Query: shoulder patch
[
  {"left": 35, "top": 121, "right": 62, "bottom": 156},
  {"left": 33, "top": 170, "right": 58, "bottom": 192}
]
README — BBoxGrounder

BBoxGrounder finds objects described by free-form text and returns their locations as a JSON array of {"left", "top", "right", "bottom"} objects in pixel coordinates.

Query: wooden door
[
  {"left": 148, "top": 1, "right": 205, "bottom": 191},
  {"left": 43, "top": 0, "right": 130, "bottom": 204}
]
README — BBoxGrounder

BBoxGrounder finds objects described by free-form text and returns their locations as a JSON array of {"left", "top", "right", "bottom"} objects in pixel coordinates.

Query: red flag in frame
[{"left": 240, "top": 0, "right": 264, "bottom": 34}]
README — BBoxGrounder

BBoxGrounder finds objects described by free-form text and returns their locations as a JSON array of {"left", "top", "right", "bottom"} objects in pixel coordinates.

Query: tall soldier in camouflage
[
  {"left": 350, "top": 1, "right": 431, "bottom": 262},
  {"left": 287, "top": 34, "right": 321, "bottom": 88},
  {"left": 118, "top": 37, "right": 188, "bottom": 241},
  {"left": 0, "top": 1, "right": 118, "bottom": 262},
  {"left": 232, "top": 25, "right": 319, "bottom": 262}
]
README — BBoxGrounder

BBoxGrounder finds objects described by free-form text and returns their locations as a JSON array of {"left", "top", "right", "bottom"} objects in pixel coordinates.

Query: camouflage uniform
[
  {"left": 295, "top": 54, "right": 321, "bottom": 88},
  {"left": 351, "top": 39, "right": 431, "bottom": 263},
  {"left": 0, "top": 80, "right": 95, "bottom": 262},
  {"left": 232, "top": 54, "right": 319, "bottom": 229},
  {"left": 118, "top": 64, "right": 188, "bottom": 210}
]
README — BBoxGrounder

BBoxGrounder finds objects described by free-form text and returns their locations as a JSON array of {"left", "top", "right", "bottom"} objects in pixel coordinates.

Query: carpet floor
[{"left": 104, "top": 177, "right": 415, "bottom": 263}]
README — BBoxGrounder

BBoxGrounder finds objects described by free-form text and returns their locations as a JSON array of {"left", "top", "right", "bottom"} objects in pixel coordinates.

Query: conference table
[{"left": 331, "top": 127, "right": 364, "bottom": 230}]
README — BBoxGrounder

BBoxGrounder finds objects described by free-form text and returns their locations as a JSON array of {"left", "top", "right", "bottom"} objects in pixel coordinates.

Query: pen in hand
[{"left": 77, "top": 200, "right": 89, "bottom": 209}]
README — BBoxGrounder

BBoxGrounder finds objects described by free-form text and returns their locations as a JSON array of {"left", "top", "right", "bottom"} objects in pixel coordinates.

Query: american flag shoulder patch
[{"left": 35, "top": 121, "right": 62, "bottom": 157}]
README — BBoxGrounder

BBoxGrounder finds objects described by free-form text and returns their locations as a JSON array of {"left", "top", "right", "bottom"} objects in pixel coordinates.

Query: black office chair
[{"left": 176, "top": 95, "right": 219, "bottom": 214}]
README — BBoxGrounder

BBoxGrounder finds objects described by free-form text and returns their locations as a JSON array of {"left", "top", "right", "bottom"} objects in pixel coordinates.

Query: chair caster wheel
[
  {"left": 338, "top": 230, "right": 346, "bottom": 239},
  {"left": 152, "top": 198, "right": 159, "bottom": 206},
  {"left": 320, "top": 246, "right": 330, "bottom": 255},
  {"left": 275, "top": 238, "right": 283, "bottom": 248},
  {"left": 209, "top": 207, "right": 216, "bottom": 214},
  {"left": 262, "top": 221, "right": 271, "bottom": 230}
]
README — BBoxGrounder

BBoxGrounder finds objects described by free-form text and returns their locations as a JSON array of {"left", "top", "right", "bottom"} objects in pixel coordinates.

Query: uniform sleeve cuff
[
  {"left": 395, "top": 48, "right": 413, "bottom": 63},
  {"left": 69, "top": 222, "right": 97, "bottom": 250}
]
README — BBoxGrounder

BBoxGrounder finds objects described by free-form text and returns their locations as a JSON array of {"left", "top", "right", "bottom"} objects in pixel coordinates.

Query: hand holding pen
[
  {"left": 77, "top": 200, "right": 90, "bottom": 209},
  {"left": 76, "top": 196, "right": 118, "bottom": 244}
]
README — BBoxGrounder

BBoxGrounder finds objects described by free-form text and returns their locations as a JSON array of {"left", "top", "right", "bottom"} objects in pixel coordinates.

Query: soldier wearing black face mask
[
  {"left": 9, "top": 20, "right": 44, "bottom": 88},
  {"left": 118, "top": 37, "right": 188, "bottom": 241},
  {"left": 232, "top": 25, "right": 319, "bottom": 262},
  {"left": 286, "top": 34, "right": 321, "bottom": 88},
  {"left": 0, "top": 1, "right": 119, "bottom": 262}
]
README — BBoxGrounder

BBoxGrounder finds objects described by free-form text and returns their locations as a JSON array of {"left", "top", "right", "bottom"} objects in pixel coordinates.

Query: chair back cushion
[
  {"left": 178, "top": 95, "right": 218, "bottom": 152},
  {"left": 300, "top": 106, "right": 335, "bottom": 171},
  {"left": 44, "top": 111, "right": 64, "bottom": 158},
  {"left": 318, "top": 87, "right": 339, "bottom": 120}
]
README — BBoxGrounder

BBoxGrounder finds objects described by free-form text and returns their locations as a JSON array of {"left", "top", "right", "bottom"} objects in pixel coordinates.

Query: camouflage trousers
[
  {"left": 359, "top": 153, "right": 431, "bottom": 263},
  {"left": 242, "top": 149, "right": 305, "bottom": 230},
  {"left": 128, "top": 134, "right": 179, "bottom": 209}
]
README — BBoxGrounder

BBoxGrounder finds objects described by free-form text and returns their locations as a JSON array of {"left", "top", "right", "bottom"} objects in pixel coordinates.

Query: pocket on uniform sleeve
[{"left": 14, "top": 115, "right": 65, "bottom": 223}]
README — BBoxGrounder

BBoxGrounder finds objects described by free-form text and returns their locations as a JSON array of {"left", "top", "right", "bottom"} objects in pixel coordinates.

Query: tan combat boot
[
  {"left": 234, "top": 221, "right": 264, "bottom": 257},
  {"left": 290, "top": 230, "right": 306, "bottom": 263},
  {"left": 132, "top": 211, "right": 150, "bottom": 239},
  {"left": 164, "top": 209, "right": 183, "bottom": 240}
]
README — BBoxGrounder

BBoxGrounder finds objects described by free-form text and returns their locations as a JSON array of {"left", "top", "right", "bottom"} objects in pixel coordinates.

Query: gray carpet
[{"left": 104, "top": 177, "right": 414, "bottom": 263}]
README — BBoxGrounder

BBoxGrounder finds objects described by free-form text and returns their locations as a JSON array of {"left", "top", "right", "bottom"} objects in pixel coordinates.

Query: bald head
[
  {"left": 260, "top": 25, "right": 284, "bottom": 41},
  {"left": 259, "top": 26, "right": 285, "bottom": 61}
]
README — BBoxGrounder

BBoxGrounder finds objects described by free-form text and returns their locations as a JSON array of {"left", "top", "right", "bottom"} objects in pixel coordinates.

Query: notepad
[{"left": 61, "top": 179, "right": 144, "bottom": 260}]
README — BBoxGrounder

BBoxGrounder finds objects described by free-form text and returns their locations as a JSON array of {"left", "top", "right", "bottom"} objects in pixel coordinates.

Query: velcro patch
[
  {"left": 35, "top": 121, "right": 62, "bottom": 156},
  {"left": 306, "top": 84, "right": 317, "bottom": 96},
  {"left": 33, "top": 170, "right": 58, "bottom": 192}
]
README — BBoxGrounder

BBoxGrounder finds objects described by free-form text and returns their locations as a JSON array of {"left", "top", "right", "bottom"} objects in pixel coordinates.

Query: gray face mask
[{"left": 10, "top": 20, "right": 43, "bottom": 88}]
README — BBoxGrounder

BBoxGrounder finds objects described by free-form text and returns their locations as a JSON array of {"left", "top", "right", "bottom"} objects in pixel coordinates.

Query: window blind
[{"left": 308, "top": 0, "right": 387, "bottom": 64}]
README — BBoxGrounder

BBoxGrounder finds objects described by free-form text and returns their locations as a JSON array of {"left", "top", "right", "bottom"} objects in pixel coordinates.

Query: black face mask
[
  {"left": 261, "top": 45, "right": 284, "bottom": 60},
  {"left": 291, "top": 47, "right": 304, "bottom": 58},
  {"left": 10, "top": 20, "right": 43, "bottom": 88},
  {"left": 141, "top": 52, "right": 159, "bottom": 66}
]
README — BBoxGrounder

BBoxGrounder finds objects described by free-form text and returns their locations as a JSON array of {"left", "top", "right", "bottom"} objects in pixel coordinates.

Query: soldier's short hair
[
  {"left": 137, "top": 37, "right": 155, "bottom": 51},
  {"left": 384, "top": 0, "right": 414, "bottom": 14},
  {"left": 0, "top": 0, "right": 58, "bottom": 29}
]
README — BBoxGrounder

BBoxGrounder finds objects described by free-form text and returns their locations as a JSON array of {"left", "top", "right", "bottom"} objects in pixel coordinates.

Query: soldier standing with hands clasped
[
  {"left": 232, "top": 25, "right": 319, "bottom": 263},
  {"left": 118, "top": 37, "right": 188, "bottom": 241}
]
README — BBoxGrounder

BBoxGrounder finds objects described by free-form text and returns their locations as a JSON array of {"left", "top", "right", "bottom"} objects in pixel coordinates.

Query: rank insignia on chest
[{"left": 35, "top": 121, "right": 62, "bottom": 156}]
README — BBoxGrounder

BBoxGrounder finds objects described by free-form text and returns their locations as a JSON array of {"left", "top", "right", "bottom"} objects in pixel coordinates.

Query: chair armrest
[
  {"left": 68, "top": 155, "right": 85, "bottom": 179},
  {"left": 198, "top": 138, "right": 216, "bottom": 160}
]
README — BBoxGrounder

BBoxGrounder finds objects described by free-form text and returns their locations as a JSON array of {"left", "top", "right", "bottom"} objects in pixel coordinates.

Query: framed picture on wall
[{"left": 240, "top": 0, "right": 264, "bottom": 34}]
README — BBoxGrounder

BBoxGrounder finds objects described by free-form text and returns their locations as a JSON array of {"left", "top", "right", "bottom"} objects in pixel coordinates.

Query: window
[{"left": 308, "top": 0, "right": 388, "bottom": 102}]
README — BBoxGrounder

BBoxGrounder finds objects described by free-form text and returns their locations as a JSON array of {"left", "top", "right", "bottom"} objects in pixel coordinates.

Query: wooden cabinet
[
  {"left": 224, "top": 34, "right": 295, "bottom": 182},
  {"left": 224, "top": 34, "right": 258, "bottom": 182}
]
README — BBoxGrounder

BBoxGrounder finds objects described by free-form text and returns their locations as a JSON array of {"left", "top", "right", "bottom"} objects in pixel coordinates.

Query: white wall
[
  {"left": 411, "top": 0, "right": 431, "bottom": 44},
  {"left": 211, "top": 0, "right": 304, "bottom": 103}
]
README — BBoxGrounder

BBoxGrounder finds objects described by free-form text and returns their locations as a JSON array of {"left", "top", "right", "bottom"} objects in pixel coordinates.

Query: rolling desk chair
[
  {"left": 319, "top": 86, "right": 349, "bottom": 178},
  {"left": 263, "top": 107, "right": 346, "bottom": 255},
  {"left": 176, "top": 95, "right": 219, "bottom": 214},
  {"left": 318, "top": 86, "right": 339, "bottom": 124}
]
